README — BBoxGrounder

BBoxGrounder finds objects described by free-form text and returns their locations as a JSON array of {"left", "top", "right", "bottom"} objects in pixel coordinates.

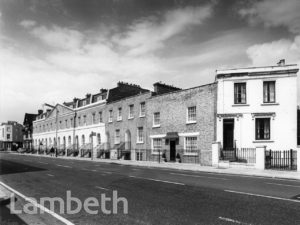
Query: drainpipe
[
  {"left": 73, "top": 111, "right": 77, "bottom": 155},
  {"left": 55, "top": 109, "right": 59, "bottom": 154}
]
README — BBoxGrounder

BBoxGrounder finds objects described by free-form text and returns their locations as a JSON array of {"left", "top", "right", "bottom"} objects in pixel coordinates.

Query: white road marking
[
  {"left": 265, "top": 182, "right": 300, "bottom": 188},
  {"left": 218, "top": 216, "right": 252, "bottom": 225},
  {"left": 47, "top": 174, "right": 54, "bottom": 177},
  {"left": 56, "top": 164, "right": 72, "bottom": 168},
  {"left": 95, "top": 186, "right": 109, "bottom": 191},
  {"left": 210, "top": 173, "right": 300, "bottom": 183},
  {"left": 129, "top": 175, "right": 185, "bottom": 186},
  {"left": 170, "top": 173, "right": 229, "bottom": 180},
  {"left": 132, "top": 168, "right": 140, "bottom": 171},
  {"left": 224, "top": 190, "right": 300, "bottom": 203},
  {"left": 0, "top": 181, "right": 74, "bottom": 225}
]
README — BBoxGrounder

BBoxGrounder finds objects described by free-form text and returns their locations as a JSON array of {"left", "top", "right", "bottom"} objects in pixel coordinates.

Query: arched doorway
[
  {"left": 63, "top": 136, "right": 66, "bottom": 150},
  {"left": 97, "top": 133, "right": 101, "bottom": 145},
  {"left": 68, "top": 136, "right": 72, "bottom": 146},
  {"left": 75, "top": 136, "right": 79, "bottom": 150},
  {"left": 125, "top": 130, "right": 131, "bottom": 150},
  {"left": 58, "top": 137, "right": 61, "bottom": 149},
  {"left": 105, "top": 132, "right": 110, "bottom": 150},
  {"left": 82, "top": 135, "right": 85, "bottom": 145}
]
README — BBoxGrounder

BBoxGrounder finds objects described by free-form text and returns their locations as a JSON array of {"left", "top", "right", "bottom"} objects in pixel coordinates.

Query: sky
[{"left": 0, "top": 0, "right": 300, "bottom": 124}]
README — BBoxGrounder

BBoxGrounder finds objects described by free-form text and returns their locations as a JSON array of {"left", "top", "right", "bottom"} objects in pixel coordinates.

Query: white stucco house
[{"left": 216, "top": 60, "right": 299, "bottom": 151}]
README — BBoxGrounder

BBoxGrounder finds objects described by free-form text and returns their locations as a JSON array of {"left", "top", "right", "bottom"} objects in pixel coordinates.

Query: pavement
[
  {"left": 1, "top": 152, "right": 300, "bottom": 225},
  {"left": 10, "top": 151, "right": 300, "bottom": 180}
]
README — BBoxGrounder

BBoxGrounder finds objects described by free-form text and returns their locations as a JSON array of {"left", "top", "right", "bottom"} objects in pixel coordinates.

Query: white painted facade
[
  {"left": 32, "top": 103, "right": 106, "bottom": 151},
  {"left": 216, "top": 64, "right": 299, "bottom": 150}
]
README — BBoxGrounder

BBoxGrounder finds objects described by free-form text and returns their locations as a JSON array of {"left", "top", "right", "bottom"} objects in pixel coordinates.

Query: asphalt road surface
[{"left": 0, "top": 152, "right": 300, "bottom": 225}]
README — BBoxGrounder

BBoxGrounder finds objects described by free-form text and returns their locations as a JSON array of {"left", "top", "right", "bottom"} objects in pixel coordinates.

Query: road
[{"left": 0, "top": 152, "right": 300, "bottom": 225}]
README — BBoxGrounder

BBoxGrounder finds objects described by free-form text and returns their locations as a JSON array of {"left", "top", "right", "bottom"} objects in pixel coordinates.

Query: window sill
[
  {"left": 128, "top": 117, "right": 134, "bottom": 120},
  {"left": 261, "top": 103, "right": 279, "bottom": 106},
  {"left": 151, "top": 152, "right": 161, "bottom": 155},
  {"left": 186, "top": 121, "right": 197, "bottom": 125},
  {"left": 136, "top": 141, "right": 144, "bottom": 144},
  {"left": 139, "top": 115, "right": 146, "bottom": 118},
  {"left": 232, "top": 104, "right": 250, "bottom": 107},
  {"left": 183, "top": 153, "right": 198, "bottom": 156},
  {"left": 152, "top": 125, "right": 161, "bottom": 128},
  {"left": 117, "top": 118, "right": 122, "bottom": 122},
  {"left": 253, "top": 140, "right": 274, "bottom": 143},
  {"left": 108, "top": 121, "right": 113, "bottom": 123}
]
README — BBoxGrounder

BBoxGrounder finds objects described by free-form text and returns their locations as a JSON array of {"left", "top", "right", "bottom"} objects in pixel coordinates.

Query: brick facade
[
  {"left": 31, "top": 81, "right": 217, "bottom": 165},
  {"left": 105, "top": 92, "right": 151, "bottom": 155},
  {"left": 146, "top": 83, "right": 217, "bottom": 165}
]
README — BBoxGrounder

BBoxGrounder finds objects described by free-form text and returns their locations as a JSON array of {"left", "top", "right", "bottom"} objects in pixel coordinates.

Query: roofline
[
  {"left": 150, "top": 82, "right": 217, "bottom": 99},
  {"left": 216, "top": 64, "right": 298, "bottom": 75},
  {"left": 106, "top": 90, "right": 152, "bottom": 105}
]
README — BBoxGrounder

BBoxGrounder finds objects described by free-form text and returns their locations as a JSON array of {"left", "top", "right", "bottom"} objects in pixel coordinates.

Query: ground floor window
[
  {"left": 185, "top": 136, "right": 197, "bottom": 154},
  {"left": 152, "top": 138, "right": 162, "bottom": 153},
  {"left": 97, "top": 133, "right": 101, "bottom": 145},
  {"left": 255, "top": 118, "right": 270, "bottom": 140},
  {"left": 137, "top": 127, "right": 144, "bottom": 143},
  {"left": 115, "top": 129, "right": 120, "bottom": 144}
]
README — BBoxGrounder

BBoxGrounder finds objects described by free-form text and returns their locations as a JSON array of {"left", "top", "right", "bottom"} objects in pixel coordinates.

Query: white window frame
[
  {"left": 184, "top": 136, "right": 198, "bottom": 155},
  {"left": 151, "top": 138, "right": 163, "bottom": 155},
  {"left": 115, "top": 129, "right": 120, "bottom": 144},
  {"left": 99, "top": 111, "right": 103, "bottom": 123},
  {"left": 83, "top": 115, "right": 87, "bottom": 126},
  {"left": 92, "top": 113, "right": 96, "bottom": 124},
  {"left": 153, "top": 112, "right": 161, "bottom": 127},
  {"left": 128, "top": 105, "right": 134, "bottom": 119},
  {"left": 117, "top": 107, "right": 122, "bottom": 121},
  {"left": 108, "top": 110, "right": 113, "bottom": 123},
  {"left": 186, "top": 106, "right": 197, "bottom": 124},
  {"left": 137, "top": 127, "right": 144, "bottom": 143},
  {"left": 139, "top": 102, "right": 146, "bottom": 117}
]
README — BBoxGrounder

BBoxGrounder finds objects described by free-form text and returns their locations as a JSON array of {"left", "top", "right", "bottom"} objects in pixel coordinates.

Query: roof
[
  {"left": 216, "top": 64, "right": 299, "bottom": 79},
  {"left": 106, "top": 82, "right": 149, "bottom": 103}
]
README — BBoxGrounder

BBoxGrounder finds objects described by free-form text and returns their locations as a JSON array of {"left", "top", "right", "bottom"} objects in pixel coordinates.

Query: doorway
[
  {"left": 170, "top": 140, "right": 176, "bottom": 161},
  {"left": 223, "top": 119, "right": 234, "bottom": 149}
]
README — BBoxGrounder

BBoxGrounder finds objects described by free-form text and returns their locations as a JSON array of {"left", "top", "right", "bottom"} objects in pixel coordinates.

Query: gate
[{"left": 265, "top": 149, "right": 297, "bottom": 170}]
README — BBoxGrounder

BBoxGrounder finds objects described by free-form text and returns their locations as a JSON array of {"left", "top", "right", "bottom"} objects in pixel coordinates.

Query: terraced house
[
  {"left": 30, "top": 62, "right": 299, "bottom": 167},
  {"left": 31, "top": 81, "right": 218, "bottom": 165}
]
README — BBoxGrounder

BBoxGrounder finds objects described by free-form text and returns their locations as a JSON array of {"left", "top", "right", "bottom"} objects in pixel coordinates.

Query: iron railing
[
  {"left": 265, "top": 149, "right": 297, "bottom": 171},
  {"left": 220, "top": 147, "right": 256, "bottom": 164}
]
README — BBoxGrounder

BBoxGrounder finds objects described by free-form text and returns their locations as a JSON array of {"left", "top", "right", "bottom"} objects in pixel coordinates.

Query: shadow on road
[
  {"left": 0, "top": 159, "right": 46, "bottom": 175},
  {"left": 0, "top": 205, "right": 27, "bottom": 225}
]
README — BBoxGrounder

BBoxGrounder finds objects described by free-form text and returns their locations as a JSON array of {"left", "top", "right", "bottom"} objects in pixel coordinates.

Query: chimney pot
[{"left": 277, "top": 59, "right": 285, "bottom": 66}]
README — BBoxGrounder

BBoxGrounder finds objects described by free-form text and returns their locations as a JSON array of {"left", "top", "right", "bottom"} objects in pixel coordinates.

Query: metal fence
[
  {"left": 220, "top": 148, "right": 256, "bottom": 164},
  {"left": 133, "top": 149, "right": 200, "bottom": 164},
  {"left": 265, "top": 149, "right": 297, "bottom": 171}
]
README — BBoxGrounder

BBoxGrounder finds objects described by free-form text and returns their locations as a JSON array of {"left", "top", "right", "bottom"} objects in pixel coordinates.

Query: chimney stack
[
  {"left": 277, "top": 59, "right": 285, "bottom": 66},
  {"left": 38, "top": 109, "right": 43, "bottom": 115}
]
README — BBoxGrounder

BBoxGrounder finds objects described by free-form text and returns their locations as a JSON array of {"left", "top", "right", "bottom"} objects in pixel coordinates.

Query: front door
[
  {"left": 170, "top": 140, "right": 176, "bottom": 161},
  {"left": 223, "top": 119, "right": 234, "bottom": 149}
]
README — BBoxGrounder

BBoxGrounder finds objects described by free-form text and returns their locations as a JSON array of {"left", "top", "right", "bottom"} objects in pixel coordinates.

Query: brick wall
[
  {"left": 104, "top": 92, "right": 151, "bottom": 151},
  {"left": 146, "top": 83, "right": 217, "bottom": 165}
]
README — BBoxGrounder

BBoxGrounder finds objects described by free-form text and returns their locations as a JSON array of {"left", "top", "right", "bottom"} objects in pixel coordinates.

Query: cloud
[
  {"left": 31, "top": 25, "right": 84, "bottom": 50},
  {"left": 239, "top": 0, "right": 300, "bottom": 34},
  {"left": 19, "top": 19, "right": 37, "bottom": 28},
  {"left": 246, "top": 35, "right": 300, "bottom": 106},
  {"left": 246, "top": 35, "right": 300, "bottom": 66},
  {"left": 114, "top": 5, "right": 213, "bottom": 56}
]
